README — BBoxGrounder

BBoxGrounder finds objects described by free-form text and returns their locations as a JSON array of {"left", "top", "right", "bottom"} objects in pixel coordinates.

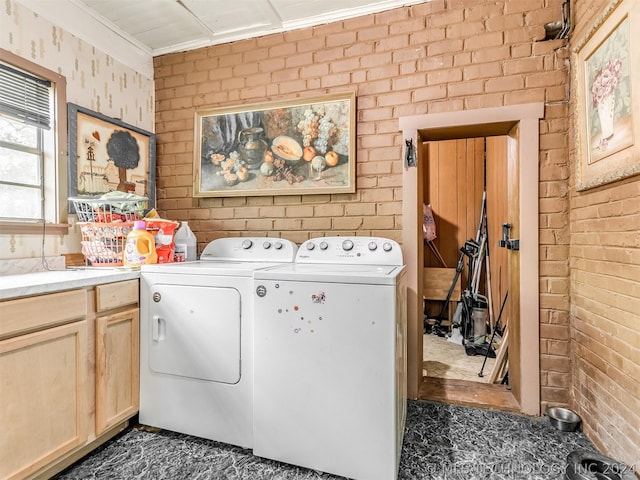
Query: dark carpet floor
[{"left": 54, "top": 400, "right": 597, "bottom": 480}]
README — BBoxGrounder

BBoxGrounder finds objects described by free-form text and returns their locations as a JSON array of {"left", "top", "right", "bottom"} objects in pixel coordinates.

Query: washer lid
[
  {"left": 295, "top": 236, "right": 403, "bottom": 265},
  {"left": 254, "top": 263, "right": 405, "bottom": 285}
]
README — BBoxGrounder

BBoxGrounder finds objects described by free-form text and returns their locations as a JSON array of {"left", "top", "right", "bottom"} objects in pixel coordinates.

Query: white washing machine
[
  {"left": 139, "top": 237, "right": 297, "bottom": 449},
  {"left": 253, "top": 236, "right": 407, "bottom": 480}
]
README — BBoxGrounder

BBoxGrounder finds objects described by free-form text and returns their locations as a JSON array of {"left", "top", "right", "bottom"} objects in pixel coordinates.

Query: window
[{"left": 0, "top": 49, "right": 67, "bottom": 233}]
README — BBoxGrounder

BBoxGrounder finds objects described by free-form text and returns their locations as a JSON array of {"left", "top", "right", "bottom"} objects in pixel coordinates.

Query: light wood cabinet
[
  {"left": 95, "top": 307, "right": 139, "bottom": 435},
  {"left": 0, "top": 321, "right": 88, "bottom": 480},
  {"left": 0, "top": 279, "right": 139, "bottom": 480}
]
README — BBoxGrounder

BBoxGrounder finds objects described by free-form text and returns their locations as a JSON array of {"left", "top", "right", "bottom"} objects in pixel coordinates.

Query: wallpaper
[
  {"left": 1, "top": 0, "right": 154, "bottom": 129},
  {"left": 0, "top": 0, "right": 155, "bottom": 265}
]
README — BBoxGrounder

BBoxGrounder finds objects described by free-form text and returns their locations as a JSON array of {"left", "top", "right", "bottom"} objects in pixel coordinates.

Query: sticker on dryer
[{"left": 311, "top": 292, "right": 326, "bottom": 304}]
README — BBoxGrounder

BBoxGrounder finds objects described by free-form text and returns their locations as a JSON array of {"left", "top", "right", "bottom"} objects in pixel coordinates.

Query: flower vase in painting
[
  {"left": 591, "top": 59, "right": 622, "bottom": 150},
  {"left": 585, "top": 15, "right": 633, "bottom": 164}
]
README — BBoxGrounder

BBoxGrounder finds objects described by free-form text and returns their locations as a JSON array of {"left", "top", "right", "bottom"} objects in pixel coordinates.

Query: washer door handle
[{"left": 152, "top": 315, "right": 166, "bottom": 341}]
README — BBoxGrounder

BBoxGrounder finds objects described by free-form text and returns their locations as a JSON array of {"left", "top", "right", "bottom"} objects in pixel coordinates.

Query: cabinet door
[
  {"left": 0, "top": 321, "right": 88, "bottom": 480},
  {"left": 95, "top": 308, "right": 140, "bottom": 435}
]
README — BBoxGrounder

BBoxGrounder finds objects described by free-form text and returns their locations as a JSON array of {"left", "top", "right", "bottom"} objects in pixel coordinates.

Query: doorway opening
[
  {"left": 400, "top": 104, "right": 544, "bottom": 416},
  {"left": 422, "top": 136, "right": 509, "bottom": 388}
]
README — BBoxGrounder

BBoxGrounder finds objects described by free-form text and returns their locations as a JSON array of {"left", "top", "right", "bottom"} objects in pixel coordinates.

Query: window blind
[{"left": 0, "top": 63, "right": 52, "bottom": 130}]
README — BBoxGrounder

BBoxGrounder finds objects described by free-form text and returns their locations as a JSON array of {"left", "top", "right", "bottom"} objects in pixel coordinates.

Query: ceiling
[
  {"left": 70, "top": 0, "right": 425, "bottom": 57},
  {"left": 15, "top": 0, "right": 425, "bottom": 77}
]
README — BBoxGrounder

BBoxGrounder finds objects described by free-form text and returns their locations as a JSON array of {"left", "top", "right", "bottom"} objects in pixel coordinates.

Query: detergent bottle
[{"left": 123, "top": 220, "right": 157, "bottom": 266}]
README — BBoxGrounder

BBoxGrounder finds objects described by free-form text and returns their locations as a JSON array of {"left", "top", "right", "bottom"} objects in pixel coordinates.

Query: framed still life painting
[
  {"left": 574, "top": 0, "right": 640, "bottom": 190},
  {"left": 193, "top": 92, "right": 356, "bottom": 197}
]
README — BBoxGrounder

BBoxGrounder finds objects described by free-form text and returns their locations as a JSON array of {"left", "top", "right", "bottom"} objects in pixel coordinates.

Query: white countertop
[{"left": 0, "top": 268, "right": 140, "bottom": 300}]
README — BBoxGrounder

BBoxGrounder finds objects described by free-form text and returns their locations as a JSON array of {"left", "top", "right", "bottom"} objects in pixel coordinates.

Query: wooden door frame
[{"left": 399, "top": 103, "right": 544, "bottom": 416}]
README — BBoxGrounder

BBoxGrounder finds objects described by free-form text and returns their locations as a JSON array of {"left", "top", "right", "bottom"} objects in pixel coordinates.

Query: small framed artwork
[
  {"left": 67, "top": 103, "right": 156, "bottom": 206},
  {"left": 573, "top": 0, "right": 640, "bottom": 190},
  {"left": 193, "top": 92, "right": 356, "bottom": 197}
]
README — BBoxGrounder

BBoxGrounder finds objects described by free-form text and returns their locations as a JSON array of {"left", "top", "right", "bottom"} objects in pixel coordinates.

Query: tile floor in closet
[{"left": 55, "top": 400, "right": 597, "bottom": 480}]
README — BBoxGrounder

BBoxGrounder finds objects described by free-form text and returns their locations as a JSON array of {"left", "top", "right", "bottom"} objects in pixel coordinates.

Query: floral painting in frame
[{"left": 574, "top": 0, "right": 640, "bottom": 190}]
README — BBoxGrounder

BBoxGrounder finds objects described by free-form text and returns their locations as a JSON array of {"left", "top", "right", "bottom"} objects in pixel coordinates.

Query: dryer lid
[
  {"left": 201, "top": 237, "right": 297, "bottom": 262},
  {"left": 254, "top": 263, "right": 405, "bottom": 285}
]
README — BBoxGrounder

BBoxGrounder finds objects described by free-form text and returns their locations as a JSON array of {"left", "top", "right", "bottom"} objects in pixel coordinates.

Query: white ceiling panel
[
  {"left": 182, "top": 0, "right": 282, "bottom": 35},
  {"left": 73, "top": 0, "right": 427, "bottom": 55},
  {"left": 15, "top": 0, "right": 427, "bottom": 77}
]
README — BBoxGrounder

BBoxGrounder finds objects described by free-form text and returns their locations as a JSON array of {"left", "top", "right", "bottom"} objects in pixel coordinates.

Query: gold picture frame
[
  {"left": 573, "top": 0, "right": 640, "bottom": 190},
  {"left": 193, "top": 92, "right": 356, "bottom": 197}
]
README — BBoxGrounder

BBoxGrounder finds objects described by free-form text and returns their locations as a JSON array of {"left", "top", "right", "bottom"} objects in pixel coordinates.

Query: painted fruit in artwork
[
  {"left": 325, "top": 150, "right": 339, "bottom": 167},
  {"left": 237, "top": 166, "right": 249, "bottom": 181},
  {"left": 263, "top": 150, "right": 274, "bottom": 163},
  {"left": 303, "top": 146, "right": 316, "bottom": 161},
  {"left": 260, "top": 162, "right": 275, "bottom": 176},
  {"left": 223, "top": 173, "right": 238, "bottom": 186}
]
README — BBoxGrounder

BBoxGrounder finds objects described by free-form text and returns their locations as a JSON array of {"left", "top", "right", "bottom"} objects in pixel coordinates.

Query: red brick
[
  {"left": 446, "top": 21, "right": 485, "bottom": 39},
  {"left": 485, "top": 74, "right": 525, "bottom": 92},
  {"left": 357, "top": 25, "right": 390, "bottom": 42},
  {"left": 427, "top": 39, "right": 464, "bottom": 56}
]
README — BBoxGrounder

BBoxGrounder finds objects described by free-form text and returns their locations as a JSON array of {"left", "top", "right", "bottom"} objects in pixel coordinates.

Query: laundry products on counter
[
  {"left": 123, "top": 221, "right": 158, "bottom": 266},
  {"left": 144, "top": 216, "right": 180, "bottom": 263},
  {"left": 174, "top": 221, "right": 197, "bottom": 261}
]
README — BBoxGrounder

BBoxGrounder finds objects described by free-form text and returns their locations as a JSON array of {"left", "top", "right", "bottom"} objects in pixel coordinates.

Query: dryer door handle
[{"left": 152, "top": 315, "right": 166, "bottom": 341}]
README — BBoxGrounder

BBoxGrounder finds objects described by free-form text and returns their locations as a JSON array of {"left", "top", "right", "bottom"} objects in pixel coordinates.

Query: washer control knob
[
  {"left": 383, "top": 242, "right": 393, "bottom": 252},
  {"left": 319, "top": 241, "right": 328, "bottom": 250},
  {"left": 306, "top": 242, "right": 315, "bottom": 250},
  {"left": 368, "top": 242, "right": 378, "bottom": 251},
  {"left": 274, "top": 241, "right": 283, "bottom": 250},
  {"left": 242, "top": 239, "right": 253, "bottom": 249},
  {"left": 342, "top": 239, "right": 354, "bottom": 251},
  {"left": 262, "top": 241, "right": 272, "bottom": 249}
]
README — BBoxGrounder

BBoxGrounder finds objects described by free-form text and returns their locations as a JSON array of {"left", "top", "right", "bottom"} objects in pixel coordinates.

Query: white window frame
[{"left": 0, "top": 48, "right": 68, "bottom": 235}]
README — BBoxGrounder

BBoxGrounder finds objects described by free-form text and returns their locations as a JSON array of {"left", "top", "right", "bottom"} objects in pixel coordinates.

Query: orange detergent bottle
[{"left": 123, "top": 220, "right": 158, "bottom": 266}]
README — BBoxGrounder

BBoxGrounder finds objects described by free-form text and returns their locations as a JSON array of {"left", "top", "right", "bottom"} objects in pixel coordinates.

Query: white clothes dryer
[
  {"left": 253, "top": 236, "right": 407, "bottom": 480},
  {"left": 139, "top": 237, "right": 297, "bottom": 449}
]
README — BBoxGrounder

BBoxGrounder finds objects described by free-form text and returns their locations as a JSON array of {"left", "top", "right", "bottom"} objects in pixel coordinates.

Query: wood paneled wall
[
  {"left": 485, "top": 136, "right": 509, "bottom": 323},
  {"left": 422, "top": 137, "right": 509, "bottom": 324}
]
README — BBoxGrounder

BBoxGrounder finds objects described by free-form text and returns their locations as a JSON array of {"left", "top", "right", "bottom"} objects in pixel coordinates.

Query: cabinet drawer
[
  {"left": 96, "top": 279, "right": 139, "bottom": 312},
  {"left": 0, "top": 289, "right": 87, "bottom": 340}
]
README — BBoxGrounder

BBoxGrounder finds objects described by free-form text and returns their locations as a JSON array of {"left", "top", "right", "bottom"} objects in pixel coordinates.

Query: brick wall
[
  {"left": 154, "top": 0, "right": 571, "bottom": 407},
  {"left": 570, "top": 0, "right": 640, "bottom": 468}
]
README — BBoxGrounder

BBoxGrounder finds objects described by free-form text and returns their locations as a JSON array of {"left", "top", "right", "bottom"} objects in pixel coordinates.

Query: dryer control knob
[
  {"left": 368, "top": 242, "right": 377, "bottom": 251},
  {"left": 263, "top": 241, "right": 272, "bottom": 249},
  {"left": 383, "top": 242, "right": 393, "bottom": 252},
  {"left": 274, "top": 241, "right": 283, "bottom": 250},
  {"left": 242, "top": 239, "right": 253, "bottom": 249},
  {"left": 342, "top": 239, "right": 354, "bottom": 251},
  {"left": 319, "top": 241, "right": 328, "bottom": 250},
  {"left": 306, "top": 242, "right": 315, "bottom": 250}
]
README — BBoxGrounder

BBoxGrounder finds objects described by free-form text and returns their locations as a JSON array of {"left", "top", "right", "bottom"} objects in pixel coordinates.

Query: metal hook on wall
[{"left": 404, "top": 138, "right": 416, "bottom": 168}]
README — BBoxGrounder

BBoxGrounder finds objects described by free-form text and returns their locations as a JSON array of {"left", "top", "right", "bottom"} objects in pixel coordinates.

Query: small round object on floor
[
  {"left": 565, "top": 449, "right": 637, "bottom": 480},
  {"left": 546, "top": 406, "right": 582, "bottom": 432}
]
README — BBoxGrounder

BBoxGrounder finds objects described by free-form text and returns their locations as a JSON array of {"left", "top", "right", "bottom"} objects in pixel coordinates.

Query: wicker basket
[
  {"left": 79, "top": 222, "right": 134, "bottom": 267},
  {"left": 69, "top": 196, "right": 147, "bottom": 223}
]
